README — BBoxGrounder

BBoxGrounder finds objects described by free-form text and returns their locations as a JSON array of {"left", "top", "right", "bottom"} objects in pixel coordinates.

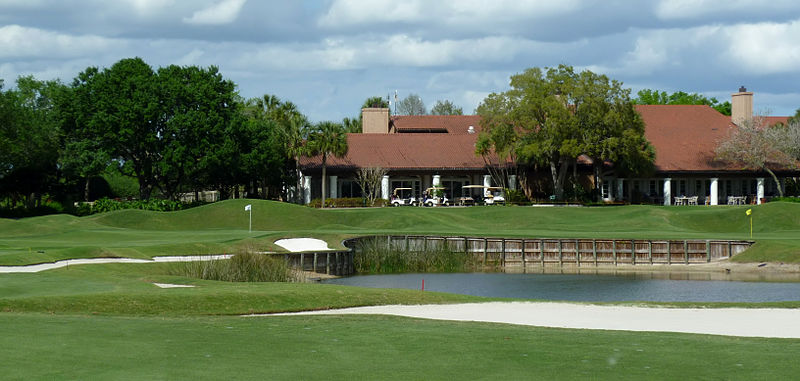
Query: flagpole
[{"left": 249, "top": 208, "right": 252, "bottom": 233}]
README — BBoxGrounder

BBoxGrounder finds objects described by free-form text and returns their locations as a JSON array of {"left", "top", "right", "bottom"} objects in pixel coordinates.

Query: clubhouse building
[{"left": 298, "top": 88, "right": 798, "bottom": 205}]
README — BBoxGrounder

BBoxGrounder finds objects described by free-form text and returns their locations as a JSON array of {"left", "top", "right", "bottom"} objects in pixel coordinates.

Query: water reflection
[{"left": 324, "top": 271, "right": 800, "bottom": 303}]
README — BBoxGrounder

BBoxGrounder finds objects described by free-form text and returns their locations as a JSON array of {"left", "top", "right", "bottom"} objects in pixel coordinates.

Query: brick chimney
[
  {"left": 731, "top": 86, "right": 753, "bottom": 126},
  {"left": 361, "top": 107, "right": 390, "bottom": 133}
]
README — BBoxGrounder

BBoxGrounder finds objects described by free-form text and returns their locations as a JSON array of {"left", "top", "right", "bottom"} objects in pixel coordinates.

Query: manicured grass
[
  {"left": 1, "top": 199, "right": 799, "bottom": 265},
  {"left": 1, "top": 313, "right": 798, "bottom": 380}
]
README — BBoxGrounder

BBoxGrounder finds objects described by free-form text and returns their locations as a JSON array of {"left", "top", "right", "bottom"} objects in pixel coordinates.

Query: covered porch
[{"left": 601, "top": 175, "right": 786, "bottom": 205}]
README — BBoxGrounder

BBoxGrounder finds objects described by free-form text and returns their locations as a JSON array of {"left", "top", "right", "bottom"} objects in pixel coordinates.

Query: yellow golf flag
[{"left": 746, "top": 209, "right": 752, "bottom": 216}]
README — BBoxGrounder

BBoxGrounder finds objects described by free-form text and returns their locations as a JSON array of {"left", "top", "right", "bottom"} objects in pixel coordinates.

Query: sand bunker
[
  {"left": 259, "top": 302, "right": 800, "bottom": 339},
  {"left": 274, "top": 238, "right": 333, "bottom": 252}
]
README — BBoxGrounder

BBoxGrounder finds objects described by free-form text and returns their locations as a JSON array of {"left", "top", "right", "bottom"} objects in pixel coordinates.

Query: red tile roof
[
  {"left": 635, "top": 105, "right": 736, "bottom": 172},
  {"left": 298, "top": 133, "right": 486, "bottom": 171},
  {"left": 764, "top": 116, "right": 790, "bottom": 126},
  {"left": 301, "top": 106, "right": 792, "bottom": 174},
  {"left": 391, "top": 115, "right": 482, "bottom": 134}
]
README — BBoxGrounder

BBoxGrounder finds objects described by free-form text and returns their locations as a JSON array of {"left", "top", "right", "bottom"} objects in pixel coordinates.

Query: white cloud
[
  {"left": 183, "top": 0, "right": 247, "bottom": 25},
  {"left": 655, "top": 0, "right": 800, "bottom": 20},
  {"left": 236, "top": 34, "right": 537, "bottom": 71},
  {"left": 723, "top": 20, "right": 800, "bottom": 74},
  {"left": 0, "top": 25, "right": 115, "bottom": 59},
  {"left": 319, "top": 0, "right": 582, "bottom": 28}
]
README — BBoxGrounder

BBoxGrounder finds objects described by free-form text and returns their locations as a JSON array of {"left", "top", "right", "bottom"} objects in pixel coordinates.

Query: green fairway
[
  {"left": 1, "top": 313, "right": 798, "bottom": 380},
  {"left": 1, "top": 200, "right": 799, "bottom": 379},
  {"left": 1, "top": 199, "right": 799, "bottom": 265}
]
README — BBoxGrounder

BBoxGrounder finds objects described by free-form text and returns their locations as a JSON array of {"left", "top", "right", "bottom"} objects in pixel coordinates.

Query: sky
[{"left": 1, "top": 0, "right": 799, "bottom": 122}]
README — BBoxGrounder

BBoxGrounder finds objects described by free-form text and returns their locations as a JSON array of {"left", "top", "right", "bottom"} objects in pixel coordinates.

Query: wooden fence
[
  {"left": 282, "top": 250, "right": 354, "bottom": 276},
  {"left": 343, "top": 235, "right": 753, "bottom": 268}
]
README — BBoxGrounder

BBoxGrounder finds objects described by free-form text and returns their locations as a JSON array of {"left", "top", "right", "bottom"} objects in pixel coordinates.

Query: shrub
[{"left": 170, "top": 251, "right": 301, "bottom": 282}]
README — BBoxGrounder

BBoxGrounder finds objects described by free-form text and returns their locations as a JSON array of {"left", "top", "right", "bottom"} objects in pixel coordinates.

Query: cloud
[
  {"left": 183, "top": 0, "right": 247, "bottom": 25},
  {"left": 0, "top": 25, "right": 115, "bottom": 59},
  {"left": 319, "top": 0, "right": 582, "bottom": 28},
  {"left": 723, "top": 20, "right": 800, "bottom": 74},
  {"left": 655, "top": 0, "right": 800, "bottom": 21}
]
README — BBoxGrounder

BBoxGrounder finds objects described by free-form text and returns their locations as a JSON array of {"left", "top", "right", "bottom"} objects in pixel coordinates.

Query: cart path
[
  {"left": 256, "top": 302, "right": 800, "bottom": 339},
  {"left": 0, "top": 255, "right": 233, "bottom": 273}
]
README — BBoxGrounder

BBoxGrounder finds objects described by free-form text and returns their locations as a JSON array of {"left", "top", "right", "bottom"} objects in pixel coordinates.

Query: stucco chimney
[
  {"left": 361, "top": 107, "right": 390, "bottom": 133},
  {"left": 731, "top": 86, "right": 753, "bottom": 126}
]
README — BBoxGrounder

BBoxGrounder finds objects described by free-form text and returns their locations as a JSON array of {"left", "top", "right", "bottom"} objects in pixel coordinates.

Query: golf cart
[
  {"left": 422, "top": 187, "right": 449, "bottom": 207},
  {"left": 390, "top": 187, "right": 417, "bottom": 207},
  {"left": 483, "top": 186, "right": 506, "bottom": 205}
]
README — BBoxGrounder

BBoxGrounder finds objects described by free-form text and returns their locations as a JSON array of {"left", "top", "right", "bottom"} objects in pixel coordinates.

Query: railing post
[
  {"left": 501, "top": 238, "right": 506, "bottom": 266},
  {"left": 300, "top": 252, "right": 305, "bottom": 271},
  {"left": 558, "top": 239, "right": 563, "bottom": 266},
  {"left": 684, "top": 240, "right": 689, "bottom": 264},
  {"left": 631, "top": 240, "right": 636, "bottom": 265},
  {"left": 575, "top": 239, "right": 580, "bottom": 267},
  {"left": 706, "top": 240, "right": 711, "bottom": 262},
  {"left": 727, "top": 241, "right": 732, "bottom": 259},
  {"left": 483, "top": 238, "right": 488, "bottom": 265},
  {"left": 612, "top": 240, "right": 617, "bottom": 266},
  {"left": 521, "top": 239, "right": 526, "bottom": 267},
  {"left": 326, "top": 252, "right": 330, "bottom": 275},
  {"left": 540, "top": 239, "right": 545, "bottom": 265},
  {"left": 592, "top": 239, "right": 597, "bottom": 266},
  {"left": 667, "top": 241, "right": 671, "bottom": 265},
  {"left": 648, "top": 241, "right": 653, "bottom": 265},
  {"left": 313, "top": 252, "right": 318, "bottom": 272}
]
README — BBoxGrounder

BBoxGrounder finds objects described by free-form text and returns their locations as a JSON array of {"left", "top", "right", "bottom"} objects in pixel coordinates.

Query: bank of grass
[{"left": 1, "top": 313, "right": 798, "bottom": 380}]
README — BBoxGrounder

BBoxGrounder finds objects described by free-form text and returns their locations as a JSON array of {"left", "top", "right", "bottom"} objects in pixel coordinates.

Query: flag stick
[{"left": 249, "top": 209, "right": 252, "bottom": 233}]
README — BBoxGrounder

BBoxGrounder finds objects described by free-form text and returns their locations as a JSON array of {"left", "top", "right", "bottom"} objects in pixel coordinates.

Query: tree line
[{"left": 0, "top": 57, "right": 350, "bottom": 212}]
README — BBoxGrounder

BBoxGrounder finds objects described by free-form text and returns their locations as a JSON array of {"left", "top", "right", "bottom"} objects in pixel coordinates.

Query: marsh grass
[
  {"left": 353, "top": 237, "right": 478, "bottom": 273},
  {"left": 170, "top": 251, "right": 302, "bottom": 282}
]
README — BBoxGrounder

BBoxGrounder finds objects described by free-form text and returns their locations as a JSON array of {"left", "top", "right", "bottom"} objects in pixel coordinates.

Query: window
[
  {"left": 339, "top": 180, "right": 362, "bottom": 198},
  {"left": 391, "top": 179, "right": 421, "bottom": 197},
  {"left": 441, "top": 178, "right": 469, "bottom": 199},
  {"left": 649, "top": 180, "right": 657, "bottom": 196}
]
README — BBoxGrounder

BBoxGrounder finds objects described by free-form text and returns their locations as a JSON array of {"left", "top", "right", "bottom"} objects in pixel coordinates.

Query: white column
[
  {"left": 663, "top": 178, "right": 672, "bottom": 205},
  {"left": 710, "top": 177, "right": 719, "bottom": 205},
  {"left": 433, "top": 174, "right": 441, "bottom": 187},
  {"left": 757, "top": 177, "right": 765, "bottom": 204},
  {"left": 329, "top": 175, "right": 337, "bottom": 199},
  {"left": 381, "top": 175, "right": 390, "bottom": 200},
  {"left": 302, "top": 176, "right": 312, "bottom": 204},
  {"left": 508, "top": 175, "right": 517, "bottom": 190},
  {"left": 483, "top": 175, "right": 491, "bottom": 188},
  {"left": 617, "top": 178, "right": 624, "bottom": 202}
]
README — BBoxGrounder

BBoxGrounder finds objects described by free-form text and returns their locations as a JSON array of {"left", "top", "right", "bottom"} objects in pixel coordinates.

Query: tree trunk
[
  {"left": 765, "top": 167, "right": 784, "bottom": 197},
  {"left": 84, "top": 177, "right": 91, "bottom": 202},
  {"left": 550, "top": 157, "right": 570, "bottom": 200},
  {"left": 321, "top": 154, "right": 327, "bottom": 208}
]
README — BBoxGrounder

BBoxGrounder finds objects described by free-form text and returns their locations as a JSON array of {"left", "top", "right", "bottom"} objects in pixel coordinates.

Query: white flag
[{"left": 244, "top": 204, "right": 251, "bottom": 211}]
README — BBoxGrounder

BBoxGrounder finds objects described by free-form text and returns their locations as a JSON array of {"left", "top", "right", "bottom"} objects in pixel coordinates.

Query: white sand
[
  {"left": 153, "top": 282, "right": 196, "bottom": 288},
  {"left": 274, "top": 238, "right": 333, "bottom": 252},
  {"left": 259, "top": 302, "right": 800, "bottom": 338},
  {"left": 0, "top": 254, "right": 233, "bottom": 273}
]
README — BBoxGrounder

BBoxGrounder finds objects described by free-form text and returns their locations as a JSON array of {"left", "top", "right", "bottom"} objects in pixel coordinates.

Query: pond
[{"left": 323, "top": 271, "right": 800, "bottom": 303}]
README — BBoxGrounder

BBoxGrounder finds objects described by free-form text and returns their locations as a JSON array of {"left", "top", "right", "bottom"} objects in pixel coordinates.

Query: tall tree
[
  {"left": 396, "top": 93, "right": 427, "bottom": 115},
  {"left": 475, "top": 92, "right": 518, "bottom": 191},
  {"left": 478, "top": 65, "right": 653, "bottom": 200},
  {"left": 0, "top": 76, "right": 64, "bottom": 207},
  {"left": 355, "top": 167, "right": 387, "bottom": 206},
  {"left": 635, "top": 89, "right": 732, "bottom": 116},
  {"left": 66, "top": 58, "right": 238, "bottom": 200},
  {"left": 430, "top": 99, "right": 463, "bottom": 115},
  {"left": 305, "top": 121, "right": 348, "bottom": 208}
]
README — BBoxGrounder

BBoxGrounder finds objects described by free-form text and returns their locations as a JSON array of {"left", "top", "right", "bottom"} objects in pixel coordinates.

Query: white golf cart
[
  {"left": 483, "top": 186, "right": 506, "bottom": 205},
  {"left": 422, "top": 187, "right": 449, "bottom": 207},
  {"left": 390, "top": 187, "right": 417, "bottom": 207}
]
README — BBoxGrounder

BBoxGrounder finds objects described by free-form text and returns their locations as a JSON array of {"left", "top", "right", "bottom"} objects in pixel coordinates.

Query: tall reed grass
[
  {"left": 353, "top": 237, "right": 477, "bottom": 274},
  {"left": 170, "top": 251, "right": 302, "bottom": 282}
]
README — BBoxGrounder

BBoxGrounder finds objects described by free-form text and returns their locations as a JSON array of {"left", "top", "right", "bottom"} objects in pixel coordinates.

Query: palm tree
[{"left": 306, "top": 121, "right": 348, "bottom": 208}]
